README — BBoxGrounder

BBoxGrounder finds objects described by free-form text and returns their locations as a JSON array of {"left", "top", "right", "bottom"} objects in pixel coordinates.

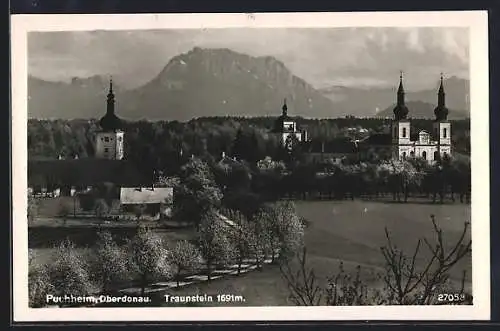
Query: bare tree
[
  {"left": 279, "top": 247, "right": 323, "bottom": 306},
  {"left": 380, "top": 214, "right": 472, "bottom": 305},
  {"left": 280, "top": 215, "right": 472, "bottom": 306}
]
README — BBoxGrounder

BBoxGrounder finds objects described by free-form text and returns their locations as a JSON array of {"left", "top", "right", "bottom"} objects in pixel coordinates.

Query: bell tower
[
  {"left": 433, "top": 74, "right": 452, "bottom": 158},
  {"left": 95, "top": 78, "right": 125, "bottom": 160},
  {"left": 391, "top": 72, "right": 411, "bottom": 159}
]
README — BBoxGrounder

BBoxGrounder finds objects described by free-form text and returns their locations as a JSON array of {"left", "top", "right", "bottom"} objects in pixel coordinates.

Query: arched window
[
  {"left": 394, "top": 127, "right": 397, "bottom": 138},
  {"left": 443, "top": 152, "right": 449, "bottom": 159},
  {"left": 402, "top": 127, "right": 407, "bottom": 138},
  {"left": 434, "top": 151, "right": 439, "bottom": 160},
  {"left": 443, "top": 128, "right": 447, "bottom": 138},
  {"left": 410, "top": 151, "right": 415, "bottom": 157},
  {"left": 402, "top": 151, "right": 407, "bottom": 160},
  {"left": 422, "top": 151, "right": 427, "bottom": 160}
]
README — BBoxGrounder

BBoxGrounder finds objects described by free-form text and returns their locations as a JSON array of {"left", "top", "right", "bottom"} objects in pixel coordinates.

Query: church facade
[{"left": 389, "top": 73, "right": 452, "bottom": 163}]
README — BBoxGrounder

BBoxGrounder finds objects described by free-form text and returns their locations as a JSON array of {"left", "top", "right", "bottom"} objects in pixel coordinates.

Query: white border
[{"left": 11, "top": 11, "right": 490, "bottom": 322}]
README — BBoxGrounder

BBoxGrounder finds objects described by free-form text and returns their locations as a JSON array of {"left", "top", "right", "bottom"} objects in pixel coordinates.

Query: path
[{"left": 119, "top": 253, "right": 279, "bottom": 296}]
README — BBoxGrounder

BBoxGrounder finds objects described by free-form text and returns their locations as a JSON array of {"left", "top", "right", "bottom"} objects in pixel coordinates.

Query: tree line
[{"left": 28, "top": 117, "right": 470, "bottom": 175}]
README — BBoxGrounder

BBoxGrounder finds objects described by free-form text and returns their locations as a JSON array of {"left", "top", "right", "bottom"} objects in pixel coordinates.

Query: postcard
[{"left": 11, "top": 11, "right": 490, "bottom": 321}]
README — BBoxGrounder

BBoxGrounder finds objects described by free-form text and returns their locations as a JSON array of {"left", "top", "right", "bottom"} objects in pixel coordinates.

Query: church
[
  {"left": 359, "top": 73, "right": 452, "bottom": 163},
  {"left": 272, "top": 73, "right": 452, "bottom": 164}
]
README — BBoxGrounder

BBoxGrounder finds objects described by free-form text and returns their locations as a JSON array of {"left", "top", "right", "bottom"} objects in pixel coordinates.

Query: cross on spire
[{"left": 109, "top": 76, "right": 113, "bottom": 94}]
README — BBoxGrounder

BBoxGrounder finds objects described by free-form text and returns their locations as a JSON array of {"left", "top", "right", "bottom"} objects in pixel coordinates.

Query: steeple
[
  {"left": 438, "top": 73, "right": 445, "bottom": 107},
  {"left": 99, "top": 76, "right": 122, "bottom": 132},
  {"left": 434, "top": 73, "right": 449, "bottom": 121},
  {"left": 397, "top": 71, "right": 405, "bottom": 105},
  {"left": 282, "top": 98, "right": 288, "bottom": 117},
  {"left": 106, "top": 77, "right": 115, "bottom": 115},
  {"left": 393, "top": 71, "right": 409, "bottom": 120}
]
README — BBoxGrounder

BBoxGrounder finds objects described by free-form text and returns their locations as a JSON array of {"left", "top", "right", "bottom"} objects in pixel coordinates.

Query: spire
[
  {"left": 393, "top": 71, "right": 409, "bottom": 120},
  {"left": 282, "top": 98, "right": 288, "bottom": 116},
  {"left": 438, "top": 72, "right": 445, "bottom": 107},
  {"left": 99, "top": 76, "right": 122, "bottom": 131},
  {"left": 434, "top": 73, "right": 449, "bottom": 121},
  {"left": 397, "top": 71, "right": 405, "bottom": 105},
  {"left": 106, "top": 77, "right": 115, "bottom": 115}
]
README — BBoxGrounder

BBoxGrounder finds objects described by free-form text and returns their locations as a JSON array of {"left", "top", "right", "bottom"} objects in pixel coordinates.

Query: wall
[{"left": 95, "top": 131, "right": 124, "bottom": 160}]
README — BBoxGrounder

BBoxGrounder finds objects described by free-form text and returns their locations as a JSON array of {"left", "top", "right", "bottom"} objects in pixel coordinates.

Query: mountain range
[{"left": 28, "top": 47, "right": 470, "bottom": 121}]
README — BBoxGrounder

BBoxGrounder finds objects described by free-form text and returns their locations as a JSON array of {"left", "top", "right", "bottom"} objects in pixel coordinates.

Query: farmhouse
[{"left": 120, "top": 186, "right": 173, "bottom": 218}]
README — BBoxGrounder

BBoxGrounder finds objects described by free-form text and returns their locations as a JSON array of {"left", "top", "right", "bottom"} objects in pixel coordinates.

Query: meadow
[{"left": 29, "top": 199, "right": 472, "bottom": 306}]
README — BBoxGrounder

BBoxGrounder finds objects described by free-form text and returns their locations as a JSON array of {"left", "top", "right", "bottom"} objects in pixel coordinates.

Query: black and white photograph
[{"left": 11, "top": 12, "right": 490, "bottom": 321}]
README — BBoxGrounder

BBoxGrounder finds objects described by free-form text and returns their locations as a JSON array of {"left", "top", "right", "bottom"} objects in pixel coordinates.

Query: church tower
[
  {"left": 433, "top": 74, "right": 452, "bottom": 159},
  {"left": 273, "top": 98, "right": 303, "bottom": 147},
  {"left": 391, "top": 72, "right": 411, "bottom": 159},
  {"left": 95, "top": 78, "right": 125, "bottom": 160}
]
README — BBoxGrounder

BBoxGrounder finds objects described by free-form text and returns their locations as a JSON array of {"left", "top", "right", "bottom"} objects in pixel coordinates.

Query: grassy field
[
  {"left": 146, "top": 199, "right": 472, "bottom": 306},
  {"left": 30, "top": 199, "right": 472, "bottom": 306}
]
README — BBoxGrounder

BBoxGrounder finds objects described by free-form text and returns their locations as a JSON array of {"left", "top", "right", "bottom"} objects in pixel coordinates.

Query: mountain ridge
[{"left": 28, "top": 47, "right": 470, "bottom": 121}]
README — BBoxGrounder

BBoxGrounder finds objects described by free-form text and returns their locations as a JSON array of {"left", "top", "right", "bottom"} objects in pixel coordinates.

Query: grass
[
  {"left": 30, "top": 199, "right": 472, "bottom": 306},
  {"left": 156, "top": 199, "right": 472, "bottom": 306}
]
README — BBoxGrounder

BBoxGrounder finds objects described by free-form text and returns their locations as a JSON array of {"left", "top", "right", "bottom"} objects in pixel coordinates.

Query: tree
[
  {"left": 174, "top": 157, "right": 223, "bottom": 227},
  {"left": 94, "top": 199, "right": 110, "bottom": 224},
  {"left": 280, "top": 215, "right": 472, "bottom": 306},
  {"left": 90, "top": 231, "right": 129, "bottom": 293},
  {"left": 255, "top": 201, "right": 305, "bottom": 263},
  {"left": 379, "top": 215, "right": 472, "bottom": 305},
  {"left": 133, "top": 204, "right": 147, "bottom": 223},
  {"left": 224, "top": 209, "right": 257, "bottom": 275},
  {"left": 197, "top": 209, "right": 236, "bottom": 281},
  {"left": 48, "top": 239, "right": 95, "bottom": 301},
  {"left": 28, "top": 249, "right": 53, "bottom": 307},
  {"left": 127, "top": 226, "right": 172, "bottom": 296},
  {"left": 27, "top": 195, "right": 38, "bottom": 224},
  {"left": 167, "top": 240, "right": 203, "bottom": 287},
  {"left": 57, "top": 201, "right": 72, "bottom": 226}
]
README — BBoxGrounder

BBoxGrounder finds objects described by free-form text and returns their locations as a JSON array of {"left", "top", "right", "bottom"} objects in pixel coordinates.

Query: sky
[{"left": 28, "top": 27, "right": 469, "bottom": 91}]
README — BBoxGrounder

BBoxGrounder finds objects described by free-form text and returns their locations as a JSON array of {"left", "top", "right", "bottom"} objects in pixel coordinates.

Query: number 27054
[{"left": 437, "top": 293, "right": 465, "bottom": 302}]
